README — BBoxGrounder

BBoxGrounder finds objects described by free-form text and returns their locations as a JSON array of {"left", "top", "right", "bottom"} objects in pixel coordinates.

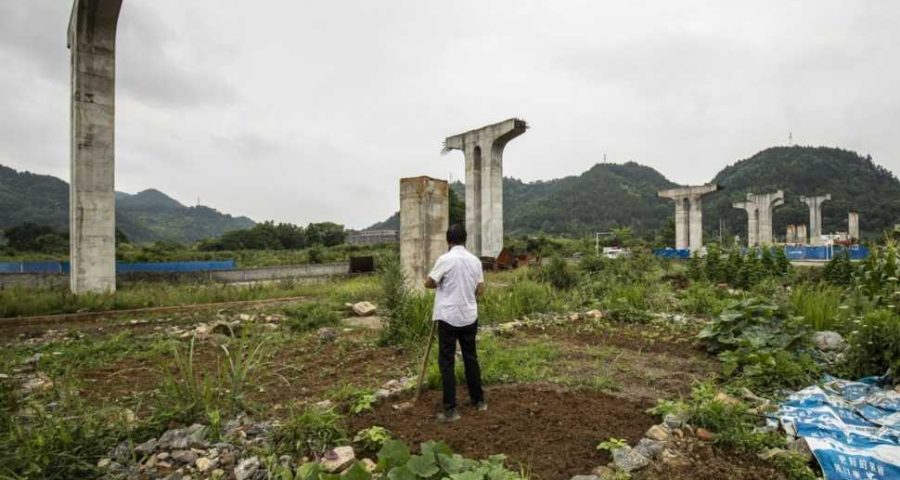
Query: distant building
[{"left": 346, "top": 229, "right": 399, "bottom": 246}]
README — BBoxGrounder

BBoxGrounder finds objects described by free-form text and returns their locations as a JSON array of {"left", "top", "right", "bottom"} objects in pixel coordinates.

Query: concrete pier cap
[
  {"left": 68, "top": 0, "right": 124, "bottom": 294},
  {"left": 442, "top": 118, "right": 527, "bottom": 258},
  {"left": 658, "top": 184, "right": 722, "bottom": 252}
]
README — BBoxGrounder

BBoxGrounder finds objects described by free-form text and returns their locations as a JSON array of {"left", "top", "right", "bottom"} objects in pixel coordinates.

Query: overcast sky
[{"left": 1, "top": 1, "right": 898, "bottom": 228}]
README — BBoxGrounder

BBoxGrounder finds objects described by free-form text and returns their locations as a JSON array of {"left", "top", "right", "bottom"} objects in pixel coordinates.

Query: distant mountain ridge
[
  {"left": 368, "top": 147, "right": 900, "bottom": 240},
  {"left": 0, "top": 164, "right": 255, "bottom": 244}
]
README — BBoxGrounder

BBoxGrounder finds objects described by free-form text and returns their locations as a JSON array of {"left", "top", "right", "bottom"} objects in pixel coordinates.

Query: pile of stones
[{"left": 99, "top": 415, "right": 276, "bottom": 480}]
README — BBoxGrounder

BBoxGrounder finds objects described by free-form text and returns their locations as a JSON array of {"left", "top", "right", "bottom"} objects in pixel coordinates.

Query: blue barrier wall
[
  {"left": 0, "top": 260, "right": 236, "bottom": 274},
  {"left": 655, "top": 246, "right": 869, "bottom": 261},
  {"left": 653, "top": 248, "right": 691, "bottom": 259}
]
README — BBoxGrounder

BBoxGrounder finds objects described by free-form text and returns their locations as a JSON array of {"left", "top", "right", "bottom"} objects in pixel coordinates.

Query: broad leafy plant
[{"left": 698, "top": 299, "right": 819, "bottom": 393}]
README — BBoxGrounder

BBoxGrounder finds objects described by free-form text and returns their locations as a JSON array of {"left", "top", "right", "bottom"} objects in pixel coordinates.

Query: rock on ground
[
  {"left": 812, "top": 331, "right": 846, "bottom": 352},
  {"left": 351, "top": 302, "right": 378, "bottom": 316},
  {"left": 320, "top": 446, "right": 355, "bottom": 473}
]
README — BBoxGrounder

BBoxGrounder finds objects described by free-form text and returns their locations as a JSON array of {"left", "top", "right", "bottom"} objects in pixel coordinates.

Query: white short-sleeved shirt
[{"left": 428, "top": 245, "right": 484, "bottom": 327}]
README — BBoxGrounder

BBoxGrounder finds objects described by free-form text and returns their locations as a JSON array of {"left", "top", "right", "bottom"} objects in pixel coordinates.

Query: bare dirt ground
[{"left": 351, "top": 384, "right": 656, "bottom": 480}]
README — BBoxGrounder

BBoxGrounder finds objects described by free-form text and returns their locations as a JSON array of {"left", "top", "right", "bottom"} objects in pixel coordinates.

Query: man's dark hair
[{"left": 446, "top": 224, "right": 467, "bottom": 246}]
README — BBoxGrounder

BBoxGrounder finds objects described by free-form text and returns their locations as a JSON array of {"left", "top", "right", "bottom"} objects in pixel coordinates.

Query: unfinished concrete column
[
  {"left": 658, "top": 184, "right": 721, "bottom": 251},
  {"left": 800, "top": 194, "right": 831, "bottom": 246},
  {"left": 848, "top": 212, "right": 859, "bottom": 241},
  {"left": 400, "top": 176, "right": 449, "bottom": 292},
  {"left": 733, "top": 201, "right": 759, "bottom": 247},
  {"left": 443, "top": 118, "right": 527, "bottom": 258},
  {"left": 797, "top": 224, "right": 808, "bottom": 245},
  {"left": 68, "top": 0, "right": 123, "bottom": 293},
  {"left": 786, "top": 225, "right": 796, "bottom": 244}
]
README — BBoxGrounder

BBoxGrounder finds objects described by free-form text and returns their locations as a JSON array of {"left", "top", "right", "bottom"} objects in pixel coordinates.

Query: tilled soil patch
[{"left": 350, "top": 384, "right": 656, "bottom": 480}]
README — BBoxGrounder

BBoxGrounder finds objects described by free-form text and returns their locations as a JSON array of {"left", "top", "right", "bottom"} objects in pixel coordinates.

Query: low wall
[{"left": 0, "top": 262, "right": 350, "bottom": 289}]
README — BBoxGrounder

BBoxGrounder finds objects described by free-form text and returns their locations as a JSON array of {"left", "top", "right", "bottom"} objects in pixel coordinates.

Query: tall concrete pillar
[
  {"left": 68, "top": 0, "right": 123, "bottom": 293},
  {"left": 751, "top": 191, "right": 784, "bottom": 246},
  {"left": 732, "top": 201, "right": 759, "bottom": 247},
  {"left": 848, "top": 212, "right": 859, "bottom": 241},
  {"left": 658, "top": 184, "right": 721, "bottom": 251},
  {"left": 786, "top": 225, "right": 796, "bottom": 244},
  {"left": 399, "top": 176, "right": 449, "bottom": 292},
  {"left": 673, "top": 198, "right": 690, "bottom": 250},
  {"left": 797, "top": 224, "right": 808, "bottom": 245},
  {"left": 443, "top": 118, "right": 527, "bottom": 258},
  {"left": 800, "top": 194, "right": 831, "bottom": 246}
]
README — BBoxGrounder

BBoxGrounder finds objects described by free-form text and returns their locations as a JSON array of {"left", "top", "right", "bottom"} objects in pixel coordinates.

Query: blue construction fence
[
  {"left": 0, "top": 260, "right": 236, "bottom": 274},
  {"left": 654, "top": 245, "right": 870, "bottom": 261}
]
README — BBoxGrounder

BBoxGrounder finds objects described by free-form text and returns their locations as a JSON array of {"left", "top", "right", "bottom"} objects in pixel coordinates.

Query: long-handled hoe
[{"left": 412, "top": 320, "right": 438, "bottom": 404}]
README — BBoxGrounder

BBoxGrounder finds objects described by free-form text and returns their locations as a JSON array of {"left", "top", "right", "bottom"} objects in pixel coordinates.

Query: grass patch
[
  {"left": 426, "top": 335, "right": 559, "bottom": 387},
  {"left": 0, "top": 279, "right": 352, "bottom": 318},
  {"left": 788, "top": 282, "right": 845, "bottom": 332}
]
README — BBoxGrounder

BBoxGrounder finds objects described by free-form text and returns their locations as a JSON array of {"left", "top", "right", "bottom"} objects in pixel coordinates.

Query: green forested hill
[
  {"left": 369, "top": 147, "right": 900, "bottom": 240},
  {"left": 368, "top": 162, "right": 677, "bottom": 235},
  {"left": 708, "top": 147, "right": 900, "bottom": 240},
  {"left": 0, "top": 165, "right": 255, "bottom": 244}
]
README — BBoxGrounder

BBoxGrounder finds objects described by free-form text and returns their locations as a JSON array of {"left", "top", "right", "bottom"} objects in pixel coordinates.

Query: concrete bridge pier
[
  {"left": 753, "top": 191, "right": 784, "bottom": 246},
  {"left": 732, "top": 191, "right": 783, "bottom": 247},
  {"left": 658, "top": 184, "right": 721, "bottom": 251},
  {"left": 399, "top": 176, "right": 449, "bottom": 292},
  {"left": 733, "top": 201, "right": 759, "bottom": 247},
  {"left": 68, "top": 0, "right": 123, "bottom": 293},
  {"left": 848, "top": 212, "right": 860, "bottom": 241},
  {"left": 443, "top": 118, "right": 527, "bottom": 258},
  {"left": 800, "top": 194, "right": 831, "bottom": 246}
]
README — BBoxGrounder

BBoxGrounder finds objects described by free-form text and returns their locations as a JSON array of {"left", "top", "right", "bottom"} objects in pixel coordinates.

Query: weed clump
[
  {"left": 284, "top": 303, "right": 340, "bottom": 333},
  {"left": 376, "top": 254, "right": 432, "bottom": 346},
  {"left": 272, "top": 407, "right": 348, "bottom": 458}
]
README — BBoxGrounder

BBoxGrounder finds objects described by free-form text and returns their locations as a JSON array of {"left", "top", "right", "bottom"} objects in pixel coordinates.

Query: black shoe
[
  {"left": 474, "top": 401, "right": 488, "bottom": 412},
  {"left": 436, "top": 409, "right": 461, "bottom": 423}
]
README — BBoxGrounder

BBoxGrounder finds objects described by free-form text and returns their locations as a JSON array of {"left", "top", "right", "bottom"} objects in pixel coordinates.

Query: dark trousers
[{"left": 437, "top": 320, "right": 484, "bottom": 411}]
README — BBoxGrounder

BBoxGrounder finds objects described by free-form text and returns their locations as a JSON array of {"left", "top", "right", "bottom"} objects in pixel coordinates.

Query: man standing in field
[{"left": 425, "top": 224, "right": 486, "bottom": 422}]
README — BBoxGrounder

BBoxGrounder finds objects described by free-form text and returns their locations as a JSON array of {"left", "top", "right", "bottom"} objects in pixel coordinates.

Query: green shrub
[
  {"left": 272, "top": 407, "right": 348, "bottom": 457},
  {"left": 540, "top": 256, "right": 580, "bottom": 290},
  {"left": 678, "top": 282, "right": 727, "bottom": 316},
  {"left": 377, "top": 254, "right": 432, "bottom": 346},
  {"left": 824, "top": 250, "right": 854, "bottom": 286},
  {"left": 284, "top": 303, "right": 340, "bottom": 333},
  {"left": 840, "top": 309, "right": 900, "bottom": 380},
  {"left": 307, "top": 245, "right": 326, "bottom": 264}
]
